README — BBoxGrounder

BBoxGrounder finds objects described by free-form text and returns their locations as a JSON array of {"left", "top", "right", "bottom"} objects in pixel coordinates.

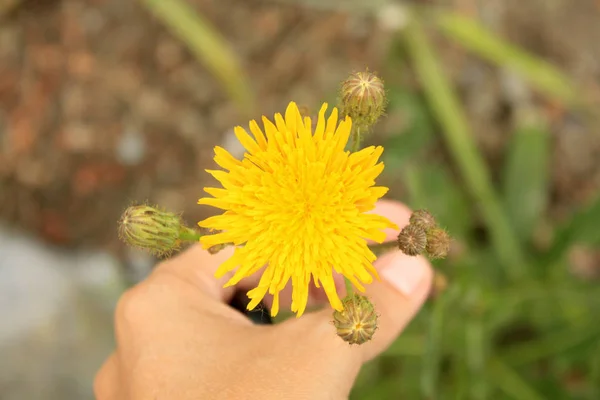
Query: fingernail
[{"left": 380, "top": 252, "right": 428, "bottom": 296}]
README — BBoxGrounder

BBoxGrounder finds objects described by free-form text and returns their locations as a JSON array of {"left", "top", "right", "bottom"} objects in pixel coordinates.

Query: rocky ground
[
  {"left": 0, "top": 0, "right": 388, "bottom": 251},
  {"left": 0, "top": 225, "right": 128, "bottom": 399},
  {"left": 1, "top": 0, "right": 599, "bottom": 398}
]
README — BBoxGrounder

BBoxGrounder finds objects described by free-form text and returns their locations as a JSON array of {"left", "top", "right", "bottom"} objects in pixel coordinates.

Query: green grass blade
[
  {"left": 467, "top": 318, "right": 488, "bottom": 399},
  {"left": 402, "top": 162, "right": 472, "bottom": 240},
  {"left": 385, "top": 334, "right": 425, "bottom": 357},
  {"left": 382, "top": 89, "right": 435, "bottom": 170},
  {"left": 502, "top": 117, "right": 551, "bottom": 243},
  {"left": 420, "top": 289, "right": 454, "bottom": 399},
  {"left": 488, "top": 359, "right": 545, "bottom": 400},
  {"left": 139, "top": 0, "right": 256, "bottom": 117},
  {"left": 590, "top": 343, "right": 600, "bottom": 399},
  {"left": 403, "top": 16, "right": 526, "bottom": 279},
  {"left": 435, "top": 12, "right": 577, "bottom": 105},
  {"left": 542, "top": 194, "right": 600, "bottom": 266},
  {"left": 420, "top": 309, "right": 443, "bottom": 399},
  {"left": 501, "top": 321, "right": 600, "bottom": 367},
  {"left": 403, "top": 163, "right": 426, "bottom": 207}
]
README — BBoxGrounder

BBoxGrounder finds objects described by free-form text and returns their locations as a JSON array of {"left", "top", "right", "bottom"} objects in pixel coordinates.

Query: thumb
[
  {"left": 356, "top": 251, "right": 432, "bottom": 362},
  {"left": 299, "top": 249, "right": 433, "bottom": 366},
  {"left": 294, "top": 200, "right": 433, "bottom": 364}
]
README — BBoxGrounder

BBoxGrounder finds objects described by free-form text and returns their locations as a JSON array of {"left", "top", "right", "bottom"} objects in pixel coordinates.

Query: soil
[{"left": 0, "top": 0, "right": 599, "bottom": 255}]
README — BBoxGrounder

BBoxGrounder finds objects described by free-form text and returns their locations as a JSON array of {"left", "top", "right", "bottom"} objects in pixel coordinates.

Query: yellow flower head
[{"left": 198, "top": 102, "right": 397, "bottom": 317}]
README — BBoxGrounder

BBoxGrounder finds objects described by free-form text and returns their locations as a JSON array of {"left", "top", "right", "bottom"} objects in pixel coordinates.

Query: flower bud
[
  {"left": 397, "top": 223, "right": 427, "bottom": 256},
  {"left": 425, "top": 227, "right": 451, "bottom": 259},
  {"left": 340, "top": 70, "right": 386, "bottom": 129},
  {"left": 409, "top": 209, "right": 437, "bottom": 231},
  {"left": 118, "top": 205, "right": 182, "bottom": 257},
  {"left": 333, "top": 294, "right": 378, "bottom": 345}
]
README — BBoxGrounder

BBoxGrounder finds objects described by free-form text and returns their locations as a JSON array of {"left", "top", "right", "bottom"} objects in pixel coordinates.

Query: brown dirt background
[{"left": 1, "top": 0, "right": 599, "bottom": 255}]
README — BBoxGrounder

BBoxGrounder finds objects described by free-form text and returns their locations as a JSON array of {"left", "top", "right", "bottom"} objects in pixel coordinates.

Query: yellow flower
[{"left": 198, "top": 102, "right": 397, "bottom": 317}]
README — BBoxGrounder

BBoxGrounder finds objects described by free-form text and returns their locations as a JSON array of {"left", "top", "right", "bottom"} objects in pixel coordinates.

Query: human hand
[{"left": 94, "top": 200, "right": 433, "bottom": 400}]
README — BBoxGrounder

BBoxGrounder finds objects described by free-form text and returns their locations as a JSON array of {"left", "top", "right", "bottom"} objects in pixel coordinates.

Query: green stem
[
  {"left": 351, "top": 126, "right": 362, "bottom": 152},
  {"left": 178, "top": 226, "right": 202, "bottom": 242},
  {"left": 344, "top": 276, "right": 354, "bottom": 296}
]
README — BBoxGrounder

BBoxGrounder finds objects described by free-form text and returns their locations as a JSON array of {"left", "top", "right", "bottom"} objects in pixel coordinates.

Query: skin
[{"left": 94, "top": 200, "right": 433, "bottom": 399}]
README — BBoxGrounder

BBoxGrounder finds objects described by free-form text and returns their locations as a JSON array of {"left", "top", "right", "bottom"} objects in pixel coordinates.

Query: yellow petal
[
  {"left": 196, "top": 197, "right": 229, "bottom": 209},
  {"left": 249, "top": 120, "right": 268, "bottom": 150},
  {"left": 314, "top": 103, "right": 328, "bottom": 141},
  {"left": 234, "top": 126, "right": 261, "bottom": 155},
  {"left": 213, "top": 146, "right": 242, "bottom": 170},
  {"left": 271, "top": 291, "right": 280, "bottom": 317},
  {"left": 197, "top": 101, "right": 396, "bottom": 318},
  {"left": 324, "top": 106, "right": 339, "bottom": 139},
  {"left": 284, "top": 101, "right": 299, "bottom": 134}
]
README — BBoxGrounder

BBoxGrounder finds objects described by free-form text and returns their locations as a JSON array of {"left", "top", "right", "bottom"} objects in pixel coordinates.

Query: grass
[
  {"left": 139, "top": 0, "right": 256, "bottom": 118},
  {"left": 139, "top": 2, "right": 600, "bottom": 398},
  {"left": 355, "top": 10, "right": 600, "bottom": 399}
]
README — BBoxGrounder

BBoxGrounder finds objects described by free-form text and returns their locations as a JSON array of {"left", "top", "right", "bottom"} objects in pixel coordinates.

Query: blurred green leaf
[
  {"left": 385, "top": 334, "right": 425, "bottom": 357},
  {"left": 139, "top": 0, "right": 256, "bottom": 117},
  {"left": 466, "top": 318, "right": 488, "bottom": 399},
  {"left": 351, "top": 362, "right": 381, "bottom": 399},
  {"left": 590, "top": 343, "right": 600, "bottom": 399},
  {"left": 489, "top": 281, "right": 600, "bottom": 315},
  {"left": 354, "top": 375, "right": 400, "bottom": 400},
  {"left": 402, "top": 163, "right": 425, "bottom": 207},
  {"left": 488, "top": 359, "right": 545, "bottom": 400},
  {"left": 502, "top": 321, "right": 600, "bottom": 367},
  {"left": 435, "top": 12, "right": 578, "bottom": 105},
  {"left": 502, "top": 119, "right": 551, "bottom": 243},
  {"left": 382, "top": 89, "right": 435, "bottom": 170},
  {"left": 542, "top": 194, "right": 600, "bottom": 266},
  {"left": 400, "top": 359, "right": 425, "bottom": 398},
  {"left": 421, "top": 288, "right": 457, "bottom": 398},
  {"left": 403, "top": 16, "right": 527, "bottom": 279},
  {"left": 403, "top": 162, "right": 471, "bottom": 240}
]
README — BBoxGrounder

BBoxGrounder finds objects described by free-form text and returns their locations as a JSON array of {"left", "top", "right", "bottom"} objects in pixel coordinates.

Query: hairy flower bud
[
  {"left": 333, "top": 294, "right": 378, "bottom": 345},
  {"left": 118, "top": 205, "right": 182, "bottom": 257},
  {"left": 340, "top": 70, "right": 386, "bottom": 129},
  {"left": 409, "top": 209, "right": 437, "bottom": 231},
  {"left": 397, "top": 224, "right": 427, "bottom": 256},
  {"left": 426, "top": 227, "right": 451, "bottom": 259}
]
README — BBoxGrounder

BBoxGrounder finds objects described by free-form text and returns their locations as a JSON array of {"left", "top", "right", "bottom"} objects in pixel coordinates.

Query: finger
[
  {"left": 290, "top": 200, "right": 432, "bottom": 364},
  {"left": 152, "top": 244, "right": 237, "bottom": 303},
  {"left": 304, "top": 250, "right": 432, "bottom": 366},
  {"left": 367, "top": 198, "right": 413, "bottom": 242},
  {"left": 354, "top": 251, "right": 432, "bottom": 362},
  {"left": 94, "top": 353, "right": 121, "bottom": 400}
]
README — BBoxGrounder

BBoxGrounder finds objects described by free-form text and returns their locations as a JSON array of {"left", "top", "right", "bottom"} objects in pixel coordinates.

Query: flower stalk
[{"left": 178, "top": 226, "right": 202, "bottom": 242}]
